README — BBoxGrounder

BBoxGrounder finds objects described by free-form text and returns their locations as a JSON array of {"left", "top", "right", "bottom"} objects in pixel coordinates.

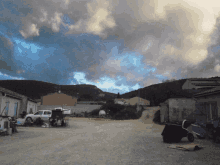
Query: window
[
  {"left": 14, "top": 102, "right": 18, "bottom": 117},
  {"left": 204, "top": 102, "right": 218, "bottom": 120},
  {"left": 44, "top": 111, "right": 51, "bottom": 115},
  {"left": 34, "top": 111, "right": 43, "bottom": 115},
  {"left": 5, "top": 102, "right": 9, "bottom": 115}
]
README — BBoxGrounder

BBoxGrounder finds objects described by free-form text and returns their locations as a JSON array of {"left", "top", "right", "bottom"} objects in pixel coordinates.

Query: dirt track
[{"left": 0, "top": 118, "right": 220, "bottom": 165}]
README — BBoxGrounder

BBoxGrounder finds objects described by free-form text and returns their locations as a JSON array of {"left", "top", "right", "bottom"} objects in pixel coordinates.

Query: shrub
[
  {"left": 89, "top": 109, "right": 100, "bottom": 116},
  {"left": 113, "top": 110, "right": 138, "bottom": 120},
  {"left": 84, "top": 111, "right": 88, "bottom": 117}
]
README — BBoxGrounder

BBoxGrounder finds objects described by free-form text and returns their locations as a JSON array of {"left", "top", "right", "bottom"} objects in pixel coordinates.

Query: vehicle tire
[
  {"left": 163, "top": 136, "right": 170, "bottom": 143},
  {"left": 187, "top": 133, "right": 194, "bottom": 142},
  {"left": 196, "top": 135, "right": 205, "bottom": 139},
  {"left": 26, "top": 117, "right": 33, "bottom": 123}
]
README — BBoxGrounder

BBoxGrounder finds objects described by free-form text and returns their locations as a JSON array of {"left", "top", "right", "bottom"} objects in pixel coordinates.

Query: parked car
[{"left": 25, "top": 110, "right": 52, "bottom": 123}]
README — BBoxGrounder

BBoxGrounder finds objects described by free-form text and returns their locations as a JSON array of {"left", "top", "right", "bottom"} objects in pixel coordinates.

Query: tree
[
  {"left": 162, "top": 78, "right": 176, "bottom": 83},
  {"left": 117, "top": 92, "right": 121, "bottom": 98}
]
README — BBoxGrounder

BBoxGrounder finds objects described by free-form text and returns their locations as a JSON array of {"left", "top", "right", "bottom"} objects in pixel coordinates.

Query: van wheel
[
  {"left": 213, "top": 134, "right": 220, "bottom": 143},
  {"left": 26, "top": 117, "right": 33, "bottom": 123},
  {"left": 163, "top": 136, "right": 170, "bottom": 143}
]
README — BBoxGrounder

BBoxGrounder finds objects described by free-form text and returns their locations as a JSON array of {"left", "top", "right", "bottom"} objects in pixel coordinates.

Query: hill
[
  {"left": 0, "top": 80, "right": 117, "bottom": 100},
  {"left": 121, "top": 79, "right": 209, "bottom": 106}
]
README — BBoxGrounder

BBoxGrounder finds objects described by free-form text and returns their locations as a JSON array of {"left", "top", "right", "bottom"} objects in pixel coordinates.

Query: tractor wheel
[
  {"left": 187, "top": 133, "right": 194, "bottom": 142},
  {"left": 213, "top": 134, "right": 220, "bottom": 143},
  {"left": 163, "top": 136, "right": 170, "bottom": 143}
]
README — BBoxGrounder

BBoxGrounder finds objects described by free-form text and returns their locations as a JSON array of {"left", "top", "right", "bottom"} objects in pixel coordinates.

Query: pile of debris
[
  {"left": 168, "top": 143, "right": 204, "bottom": 151},
  {"left": 0, "top": 116, "right": 18, "bottom": 136}
]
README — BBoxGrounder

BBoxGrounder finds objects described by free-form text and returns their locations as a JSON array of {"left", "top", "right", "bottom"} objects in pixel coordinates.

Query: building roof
[
  {"left": 0, "top": 86, "right": 23, "bottom": 99},
  {"left": 191, "top": 83, "right": 220, "bottom": 86},
  {"left": 27, "top": 98, "right": 38, "bottom": 103},
  {"left": 189, "top": 78, "right": 220, "bottom": 81},
  {"left": 194, "top": 86, "right": 220, "bottom": 97}
]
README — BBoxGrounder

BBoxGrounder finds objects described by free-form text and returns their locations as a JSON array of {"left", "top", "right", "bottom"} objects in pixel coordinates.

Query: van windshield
[{"left": 34, "top": 111, "right": 43, "bottom": 115}]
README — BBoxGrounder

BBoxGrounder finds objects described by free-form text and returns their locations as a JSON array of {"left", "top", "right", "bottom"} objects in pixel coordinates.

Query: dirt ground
[{"left": 0, "top": 118, "right": 220, "bottom": 165}]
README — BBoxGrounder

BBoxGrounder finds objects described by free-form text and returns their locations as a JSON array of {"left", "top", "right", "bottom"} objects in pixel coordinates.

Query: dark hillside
[
  {"left": 121, "top": 79, "right": 205, "bottom": 106},
  {"left": 0, "top": 80, "right": 57, "bottom": 99},
  {"left": 0, "top": 80, "right": 116, "bottom": 100}
]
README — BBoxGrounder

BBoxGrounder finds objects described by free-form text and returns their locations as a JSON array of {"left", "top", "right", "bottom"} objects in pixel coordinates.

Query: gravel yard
[{"left": 0, "top": 118, "right": 220, "bottom": 165}]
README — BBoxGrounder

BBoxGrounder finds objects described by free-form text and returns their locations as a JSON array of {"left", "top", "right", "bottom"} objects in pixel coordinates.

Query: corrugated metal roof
[
  {"left": 194, "top": 86, "right": 220, "bottom": 97},
  {"left": 190, "top": 78, "right": 220, "bottom": 81},
  {"left": 192, "top": 83, "right": 220, "bottom": 86}
]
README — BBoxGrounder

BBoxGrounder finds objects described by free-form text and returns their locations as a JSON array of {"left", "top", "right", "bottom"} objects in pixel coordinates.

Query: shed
[{"left": 160, "top": 98, "right": 196, "bottom": 123}]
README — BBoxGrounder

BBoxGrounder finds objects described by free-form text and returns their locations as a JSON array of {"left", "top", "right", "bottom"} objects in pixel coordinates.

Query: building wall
[
  {"left": 27, "top": 100, "right": 38, "bottom": 114},
  {"left": 20, "top": 96, "right": 27, "bottom": 115},
  {"left": 168, "top": 98, "right": 196, "bottom": 122},
  {"left": 0, "top": 96, "right": 21, "bottom": 117},
  {"left": 160, "top": 104, "right": 169, "bottom": 123},
  {"left": 161, "top": 98, "right": 195, "bottom": 122},
  {"left": 42, "top": 93, "right": 77, "bottom": 106}
]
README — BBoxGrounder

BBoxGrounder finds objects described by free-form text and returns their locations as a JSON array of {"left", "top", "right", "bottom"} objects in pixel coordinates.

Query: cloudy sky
[{"left": 1, "top": 0, "right": 220, "bottom": 94}]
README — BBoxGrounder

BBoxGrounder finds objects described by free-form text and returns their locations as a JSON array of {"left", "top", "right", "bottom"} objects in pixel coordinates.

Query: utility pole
[{"left": 138, "top": 83, "right": 140, "bottom": 112}]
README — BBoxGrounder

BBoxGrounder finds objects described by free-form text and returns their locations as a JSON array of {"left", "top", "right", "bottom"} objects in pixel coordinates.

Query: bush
[
  {"left": 84, "top": 111, "right": 88, "bottom": 117},
  {"left": 89, "top": 109, "right": 100, "bottom": 116},
  {"left": 113, "top": 110, "right": 138, "bottom": 120}
]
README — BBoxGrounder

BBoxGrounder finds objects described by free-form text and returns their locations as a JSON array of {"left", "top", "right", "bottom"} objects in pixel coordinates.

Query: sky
[{"left": 1, "top": 0, "right": 220, "bottom": 94}]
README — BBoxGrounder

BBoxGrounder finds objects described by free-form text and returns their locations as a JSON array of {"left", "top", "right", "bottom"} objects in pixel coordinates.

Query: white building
[{"left": 0, "top": 86, "right": 38, "bottom": 117}]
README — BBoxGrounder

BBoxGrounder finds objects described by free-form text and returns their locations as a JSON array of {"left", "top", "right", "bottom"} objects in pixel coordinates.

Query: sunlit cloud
[
  {"left": 2, "top": 0, "right": 220, "bottom": 94},
  {"left": 0, "top": 72, "right": 25, "bottom": 80}
]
